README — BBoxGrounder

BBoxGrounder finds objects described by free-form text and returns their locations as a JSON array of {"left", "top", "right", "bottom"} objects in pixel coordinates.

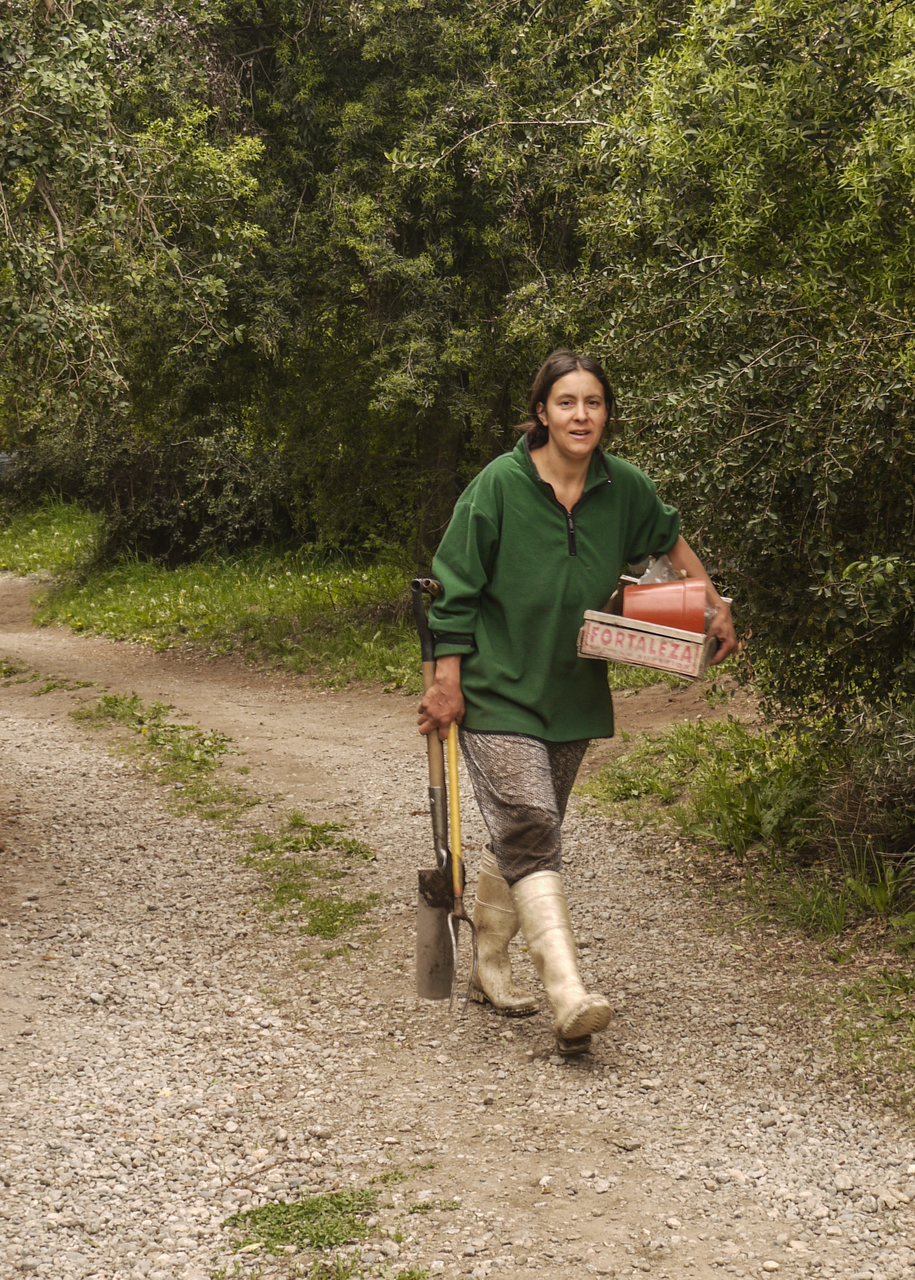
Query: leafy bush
[
  {"left": 573, "top": 0, "right": 915, "bottom": 708},
  {"left": 819, "top": 703, "right": 915, "bottom": 885},
  {"left": 8, "top": 420, "right": 298, "bottom": 564}
]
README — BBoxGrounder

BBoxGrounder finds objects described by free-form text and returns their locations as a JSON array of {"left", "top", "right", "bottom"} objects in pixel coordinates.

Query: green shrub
[
  {"left": 8, "top": 419, "right": 299, "bottom": 565},
  {"left": 580, "top": 717, "right": 827, "bottom": 857},
  {"left": 820, "top": 703, "right": 915, "bottom": 873}
]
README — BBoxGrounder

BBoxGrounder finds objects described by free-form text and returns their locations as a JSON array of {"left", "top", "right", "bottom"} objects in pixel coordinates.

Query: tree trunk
[{"left": 414, "top": 408, "right": 463, "bottom": 570}]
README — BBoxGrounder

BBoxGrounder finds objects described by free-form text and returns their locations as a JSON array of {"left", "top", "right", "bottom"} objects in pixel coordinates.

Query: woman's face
[{"left": 536, "top": 369, "right": 608, "bottom": 462}]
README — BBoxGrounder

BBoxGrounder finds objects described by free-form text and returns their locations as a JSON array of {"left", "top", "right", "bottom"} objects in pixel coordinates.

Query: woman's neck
[{"left": 529, "top": 440, "right": 594, "bottom": 509}]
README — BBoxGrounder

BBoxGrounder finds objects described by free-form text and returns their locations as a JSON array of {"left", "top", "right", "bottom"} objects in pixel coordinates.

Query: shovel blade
[{"left": 416, "top": 867, "right": 456, "bottom": 1000}]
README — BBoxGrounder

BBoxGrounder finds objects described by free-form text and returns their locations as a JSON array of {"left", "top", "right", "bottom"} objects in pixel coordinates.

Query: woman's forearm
[
  {"left": 433, "top": 653, "right": 462, "bottom": 687},
  {"left": 665, "top": 536, "right": 726, "bottom": 610}
]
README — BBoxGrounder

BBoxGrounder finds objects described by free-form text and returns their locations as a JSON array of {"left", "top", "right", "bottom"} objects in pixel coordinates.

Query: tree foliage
[
  {"left": 4, "top": 0, "right": 915, "bottom": 706},
  {"left": 567, "top": 0, "right": 915, "bottom": 704},
  {"left": 0, "top": 0, "right": 263, "bottom": 415}
]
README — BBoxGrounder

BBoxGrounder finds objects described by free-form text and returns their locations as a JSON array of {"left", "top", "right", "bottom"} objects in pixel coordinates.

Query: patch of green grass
[
  {"left": 579, "top": 718, "right": 760, "bottom": 822},
  {"left": 0, "top": 499, "right": 102, "bottom": 576},
  {"left": 0, "top": 657, "right": 27, "bottom": 680},
  {"left": 249, "top": 821, "right": 349, "bottom": 858},
  {"left": 372, "top": 1169, "right": 409, "bottom": 1186},
  {"left": 224, "top": 1187, "right": 378, "bottom": 1253},
  {"left": 580, "top": 731, "right": 682, "bottom": 809},
  {"left": 300, "top": 894, "right": 375, "bottom": 938},
  {"left": 72, "top": 691, "right": 255, "bottom": 820},
  {"left": 743, "top": 864, "right": 850, "bottom": 939},
  {"left": 846, "top": 863, "right": 913, "bottom": 918},
  {"left": 36, "top": 542, "right": 423, "bottom": 689},
  {"left": 244, "top": 814, "right": 377, "bottom": 935},
  {"left": 337, "top": 836, "right": 377, "bottom": 860},
  {"left": 31, "top": 677, "right": 94, "bottom": 696},
  {"left": 309, "top": 1259, "right": 362, "bottom": 1280},
  {"left": 580, "top": 716, "right": 827, "bottom": 855}
]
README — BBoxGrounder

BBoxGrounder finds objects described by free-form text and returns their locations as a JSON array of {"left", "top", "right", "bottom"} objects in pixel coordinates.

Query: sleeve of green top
[
  {"left": 623, "top": 470, "right": 681, "bottom": 565},
  {"left": 428, "top": 496, "right": 500, "bottom": 658}
]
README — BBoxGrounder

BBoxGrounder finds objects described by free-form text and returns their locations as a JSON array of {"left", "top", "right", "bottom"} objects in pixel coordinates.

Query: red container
[{"left": 622, "top": 580, "right": 706, "bottom": 635}]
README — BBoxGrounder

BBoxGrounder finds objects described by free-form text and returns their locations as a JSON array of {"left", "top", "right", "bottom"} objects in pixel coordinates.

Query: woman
[{"left": 418, "top": 350, "right": 736, "bottom": 1055}]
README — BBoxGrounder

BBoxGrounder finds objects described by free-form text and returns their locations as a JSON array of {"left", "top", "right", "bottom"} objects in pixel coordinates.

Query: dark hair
[{"left": 518, "top": 349, "right": 618, "bottom": 449}]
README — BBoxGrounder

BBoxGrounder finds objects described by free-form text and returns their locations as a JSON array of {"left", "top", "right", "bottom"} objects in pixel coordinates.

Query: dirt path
[{"left": 1, "top": 573, "right": 914, "bottom": 1280}]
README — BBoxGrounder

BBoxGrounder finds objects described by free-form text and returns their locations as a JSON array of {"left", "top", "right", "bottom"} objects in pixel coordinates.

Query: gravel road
[{"left": 1, "top": 577, "right": 914, "bottom": 1280}]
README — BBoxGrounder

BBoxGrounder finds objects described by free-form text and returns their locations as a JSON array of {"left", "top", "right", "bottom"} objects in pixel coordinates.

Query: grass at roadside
[
  {"left": 39, "top": 545, "right": 423, "bottom": 690},
  {"left": 580, "top": 716, "right": 829, "bottom": 855},
  {"left": 0, "top": 499, "right": 102, "bottom": 575},
  {"left": 579, "top": 714, "right": 915, "bottom": 937},
  {"left": 581, "top": 712, "right": 915, "bottom": 1106}
]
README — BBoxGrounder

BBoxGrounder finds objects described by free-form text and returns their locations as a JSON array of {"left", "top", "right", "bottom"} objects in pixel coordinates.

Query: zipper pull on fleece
[{"left": 565, "top": 509, "right": 576, "bottom": 557}]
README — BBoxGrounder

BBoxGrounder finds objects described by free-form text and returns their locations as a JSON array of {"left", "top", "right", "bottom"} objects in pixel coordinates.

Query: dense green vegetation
[
  {"left": 3, "top": 0, "right": 911, "bottom": 701},
  {"left": 4, "top": 0, "right": 915, "bottom": 710},
  {"left": 5, "top": 1, "right": 915, "bottom": 925}
]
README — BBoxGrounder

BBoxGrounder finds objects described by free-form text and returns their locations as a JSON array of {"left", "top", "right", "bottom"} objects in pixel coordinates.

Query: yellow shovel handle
[{"left": 446, "top": 721, "right": 462, "bottom": 899}]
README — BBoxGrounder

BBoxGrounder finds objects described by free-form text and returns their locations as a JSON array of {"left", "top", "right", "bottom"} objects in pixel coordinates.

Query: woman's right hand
[{"left": 417, "top": 655, "right": 465, "bottom": 741}]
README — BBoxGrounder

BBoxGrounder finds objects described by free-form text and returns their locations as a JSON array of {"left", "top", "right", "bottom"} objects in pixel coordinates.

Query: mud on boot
[
  {"left": 511, "top": 870, "right": 612, "bottom": 1048},
  {"left": 471, "top": 848, "right": 538, "bottom": 1016}
]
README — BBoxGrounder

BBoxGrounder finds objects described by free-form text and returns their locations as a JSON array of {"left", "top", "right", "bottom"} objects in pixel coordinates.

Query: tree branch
[{"left": 37, "top": 175, "right": 65, "bottom": 250}]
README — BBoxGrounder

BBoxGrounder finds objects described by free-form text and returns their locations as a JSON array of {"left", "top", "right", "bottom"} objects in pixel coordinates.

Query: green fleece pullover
[{"left": 429, "top": 436, "right": 680, "bottom": 741}]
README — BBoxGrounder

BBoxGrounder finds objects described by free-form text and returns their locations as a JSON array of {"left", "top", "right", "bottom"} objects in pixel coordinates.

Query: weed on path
[
  {"left": 72, "top": 690, "right": 255, "bottom": 822},
  {"left": 243, "top": 814, "right": 378, "bottom": 941}
]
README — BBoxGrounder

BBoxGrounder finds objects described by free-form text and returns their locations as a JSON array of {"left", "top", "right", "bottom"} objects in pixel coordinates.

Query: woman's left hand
[{"left": 707, "top": 604, "right": 738, "bottom": 664}]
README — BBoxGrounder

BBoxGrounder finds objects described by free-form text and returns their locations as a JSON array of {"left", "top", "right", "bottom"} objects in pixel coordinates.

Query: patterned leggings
[{"left": 458, "top": 729, "right": 589, "bottom": 886}]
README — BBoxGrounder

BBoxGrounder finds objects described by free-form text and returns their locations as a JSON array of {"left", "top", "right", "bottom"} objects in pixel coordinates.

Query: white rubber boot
[
  {"left": 511, "top": 870, "right": 612, "bottom": 1055},
  {"left": 472, "top": 848, "right": 538, "bottom": 1016}
]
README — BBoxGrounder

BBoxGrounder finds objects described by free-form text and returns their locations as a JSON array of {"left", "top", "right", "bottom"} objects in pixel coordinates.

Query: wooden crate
[{"left": 577, "top": 609, "right": 717, "bottom": 681}]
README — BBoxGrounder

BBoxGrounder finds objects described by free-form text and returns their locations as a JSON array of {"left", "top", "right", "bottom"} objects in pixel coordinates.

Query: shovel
[{"left": 411, "top": 576, "right": 478, "bottom": 1010}]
